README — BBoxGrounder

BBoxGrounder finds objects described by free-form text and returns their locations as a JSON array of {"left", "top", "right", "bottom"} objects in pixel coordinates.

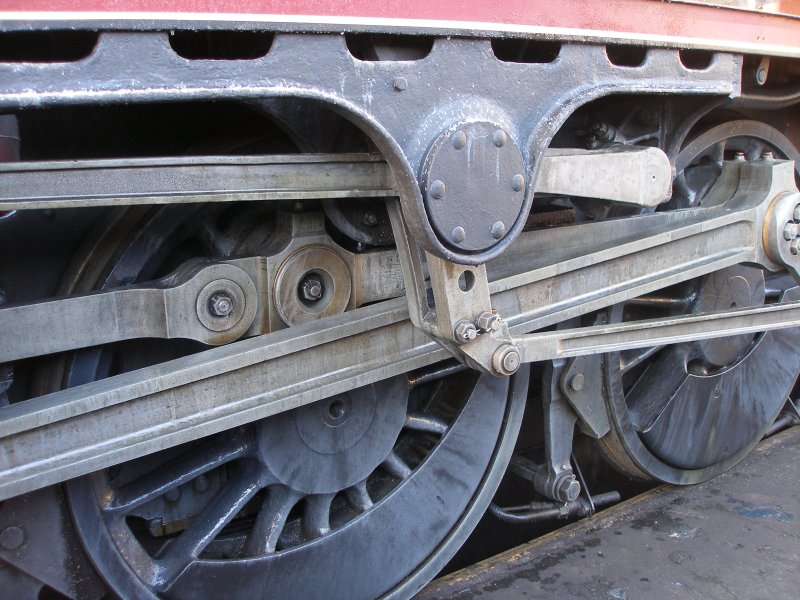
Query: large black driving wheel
[
  {"left": 52, "top": 204, "right": 527, "bottom": 599},
  {"left": 598, "top": 120, "right": 800, "bottom": 483}
]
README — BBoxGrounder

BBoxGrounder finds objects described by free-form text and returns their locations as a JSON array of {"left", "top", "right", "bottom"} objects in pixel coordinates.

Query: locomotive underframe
[{"left": 0, "top": 20, "right": 799, "bottom": 600}]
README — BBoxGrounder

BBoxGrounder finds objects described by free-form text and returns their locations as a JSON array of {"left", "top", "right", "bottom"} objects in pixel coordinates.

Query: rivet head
[
  {"left": 511, "top": 173, "right": 525, "bottom": 192},
  {"left": 452, "top": 130, "right": 467, "bottom": 150},
  {"left": 0, "top": 526, "right": 25, "bottom": 550},
  {"left": 451, "top": 226, "right": 466, "bottom": 243},
  {"left": 493, "top": 129, "right": 508, "bottom": 148},
  {"left": 429, "top": 179, "right": 446, "bottom": 200},
  {"left": 569, "top": 373, "right": 585, "bottom": 392},
  {"left": 165, "top": 487, "right": 181, "bottom": 503},
  {"left": 393, "top": 76, "right": 408, "bottom": 91},
  {"left": 490, "top": 221, "right": 507, "bottom": 240}
]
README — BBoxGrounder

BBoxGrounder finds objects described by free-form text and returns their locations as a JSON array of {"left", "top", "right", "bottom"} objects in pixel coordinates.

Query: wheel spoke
[
  {"left": 243, "top": 485, "right": 301, "bottom": 557},
  {"left": 107, "top": 431, "right": 253, "bottom": 514},
  {"left": 303, "top": 493, "right": 334, "bottom": 540},
  {"left": 344, "top": 479, "right": 373, "bottom": 512},
  {"left": 156, "top": 465, "right": 261, "bottom": 586},
  {"left": 404, "top": 413, "right": 448, "bottom": 435},
  {"left": 625, "top": 345, "right": 695, "bottom": 432},
  {"left": 620, "top": 345, "right": 665, "bottom": 375},
  {"left": 381, "top": 451, "right": 412, "bottom": 479}
]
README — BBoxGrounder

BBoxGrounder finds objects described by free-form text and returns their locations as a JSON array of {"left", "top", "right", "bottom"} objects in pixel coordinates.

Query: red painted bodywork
[{"left": 0, "top": 0, "right": 798, "bottom": 47}]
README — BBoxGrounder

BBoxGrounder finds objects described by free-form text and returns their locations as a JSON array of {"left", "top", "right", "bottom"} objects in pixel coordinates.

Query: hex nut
[
  {"left": 794, "top": 204, "right": 800, "bottom": 223},
  {"left": 475, "top": 311, "right": 501, "bottom": 333},
  {"left": 301, "top": 277, "right": 324, "bottom": 302},
  {"left": 555, "top": 476, "right": 581, "bottom": 503},
  {"left": 784, "top": 222, "right": 799, "bottom": 241},
  {"left": 209, "top": 293, "right": 234, "bottom": 317},
  {"left": 454, "top": 320, "right": 478, "bottom": 344},
  {"left": 392, "top": 76, "right": 407, "bottom": 91},
  {"left": 792, "top": 238, "right": 800, "bottom": 256}
]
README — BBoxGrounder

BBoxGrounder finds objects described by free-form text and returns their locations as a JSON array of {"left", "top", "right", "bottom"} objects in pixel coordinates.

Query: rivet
[
  {"left": 451, "top": 226, "right": 466, "bottom": 243},
  {"left": 569, "top": 373, "right": 585, "bottom": 392},
  {"left": 452, "top": 130, "right": 467, "bottom": 150},
  {"left": 490, "top": 221, "right": 507, "bottom": 240},
  {"left": 0, "top": 526, "right": 24, "bottom": 550},
  {"left": 165, "top": 487, "right": 181, "bottom": 503},
  {"left": 493, "top": 129, "right": 508, "bottom": 148},
  {"left": 429, "top": 179, "right": 446, "bottom": 200},
  {"left": 511, "top": 173, "right": 525, "bottom": 192},
  {"left": 393, "top": 76, "right": 408, "bottom": 92}
]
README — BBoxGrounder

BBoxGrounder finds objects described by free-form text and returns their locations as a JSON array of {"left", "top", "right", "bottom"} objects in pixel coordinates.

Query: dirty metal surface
[{"left": 419, "top": 426, "right": 800, "bottom": 600}]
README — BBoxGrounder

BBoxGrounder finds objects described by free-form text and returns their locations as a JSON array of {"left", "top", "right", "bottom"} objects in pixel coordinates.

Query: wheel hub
[
  {"left": 692, "top": 266, "right": 765, "bottom": 368},
  {"left": 257, "top": 378, "right": 408, "bottom": 495}
]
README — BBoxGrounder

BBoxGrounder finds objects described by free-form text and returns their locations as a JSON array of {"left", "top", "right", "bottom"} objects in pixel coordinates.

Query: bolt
[
  {"left": 193, "top": 474, "right": 210, "bottom": 493},
  {"left": 784, "top": 222, "right": 800, "bottom": 241},
  {"left": 792, "top": 238, "right": 800, "bottom": 256},
  {"left": 493, "top": 129, "right": 508, "bottom": 148},
  {"left": 490, "top": 221, "right": 507, "bottom": 240},
  {"left": 429, "top": 179, "right": 446, "bottom": 200},
  {"left": 301, "top": 277, "right": 324, "bottom": 302},
  {"left": 555, "top": 475, "right": 581, "bottom": 503},
  {"left": 794, "top": 204, "right": 800, "bottom": 222},
  {"left": 511, "top": 173, "right": 525, "bottom": 192},
  {"left": 451, "top": 225, "right": 466, "bottom": 244},
  {"left": 393, "top": 76, "right": 407, "bottom": 91},
  {"left": 762, "top": 151, "right": 774, "bottom": 161},
  {"left": 0, "top": 526, "right": 24, "bottom": 550},
  {"left": 165, "top": 487, "right": 181, "bottom": 503},
  {"left": 208, "top": 293, "right": 234, "bottom": 318},
  {"left": 362, "top": 211, "right": 379, "bottom": 227},
  {"left": 756, "top": 68, "right": 768, "bottom": 85},
  {"left": 476, "top": 311, "right": 501, "bottom": 333},
  {"left": 454, "top": 320, "right": 478, "bottom": 344},
  {"left": 452, "top": 130, "right": 467, "bottom": 150},
  {"left": 492, "top": 344, "right": 521, "bottom": 376},
  {"left": 569, "top": 372, "right": 585, "bottom": 392},
  {"left": 734, "top": 151, "right": 746, "bottom": 161}
]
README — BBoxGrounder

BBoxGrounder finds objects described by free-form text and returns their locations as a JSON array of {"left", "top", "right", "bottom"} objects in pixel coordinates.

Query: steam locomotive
[{"left": 0, "top": 1, "right": 798, "bottom": 598}]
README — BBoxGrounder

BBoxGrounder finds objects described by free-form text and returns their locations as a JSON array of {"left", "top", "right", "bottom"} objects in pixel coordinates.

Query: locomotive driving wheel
[
  {"left": 597, "top": 119, "right": 800, "bottom": 483},
  {"left": 51, "top": 202, "right": 527, "bottom": 599}
]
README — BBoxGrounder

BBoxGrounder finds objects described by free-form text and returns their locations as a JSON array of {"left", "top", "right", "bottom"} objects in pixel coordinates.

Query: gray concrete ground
[{"left": 419, "top": 427, "right": 800, "bottom": 600}]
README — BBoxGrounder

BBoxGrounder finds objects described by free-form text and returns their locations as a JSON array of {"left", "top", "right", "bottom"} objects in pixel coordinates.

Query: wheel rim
[
  {"left": 57, "top": 204, "right": 527, "bottom": 599},
  {"left": 599, "top": 120, "right": 800, "bottom": 483}
]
